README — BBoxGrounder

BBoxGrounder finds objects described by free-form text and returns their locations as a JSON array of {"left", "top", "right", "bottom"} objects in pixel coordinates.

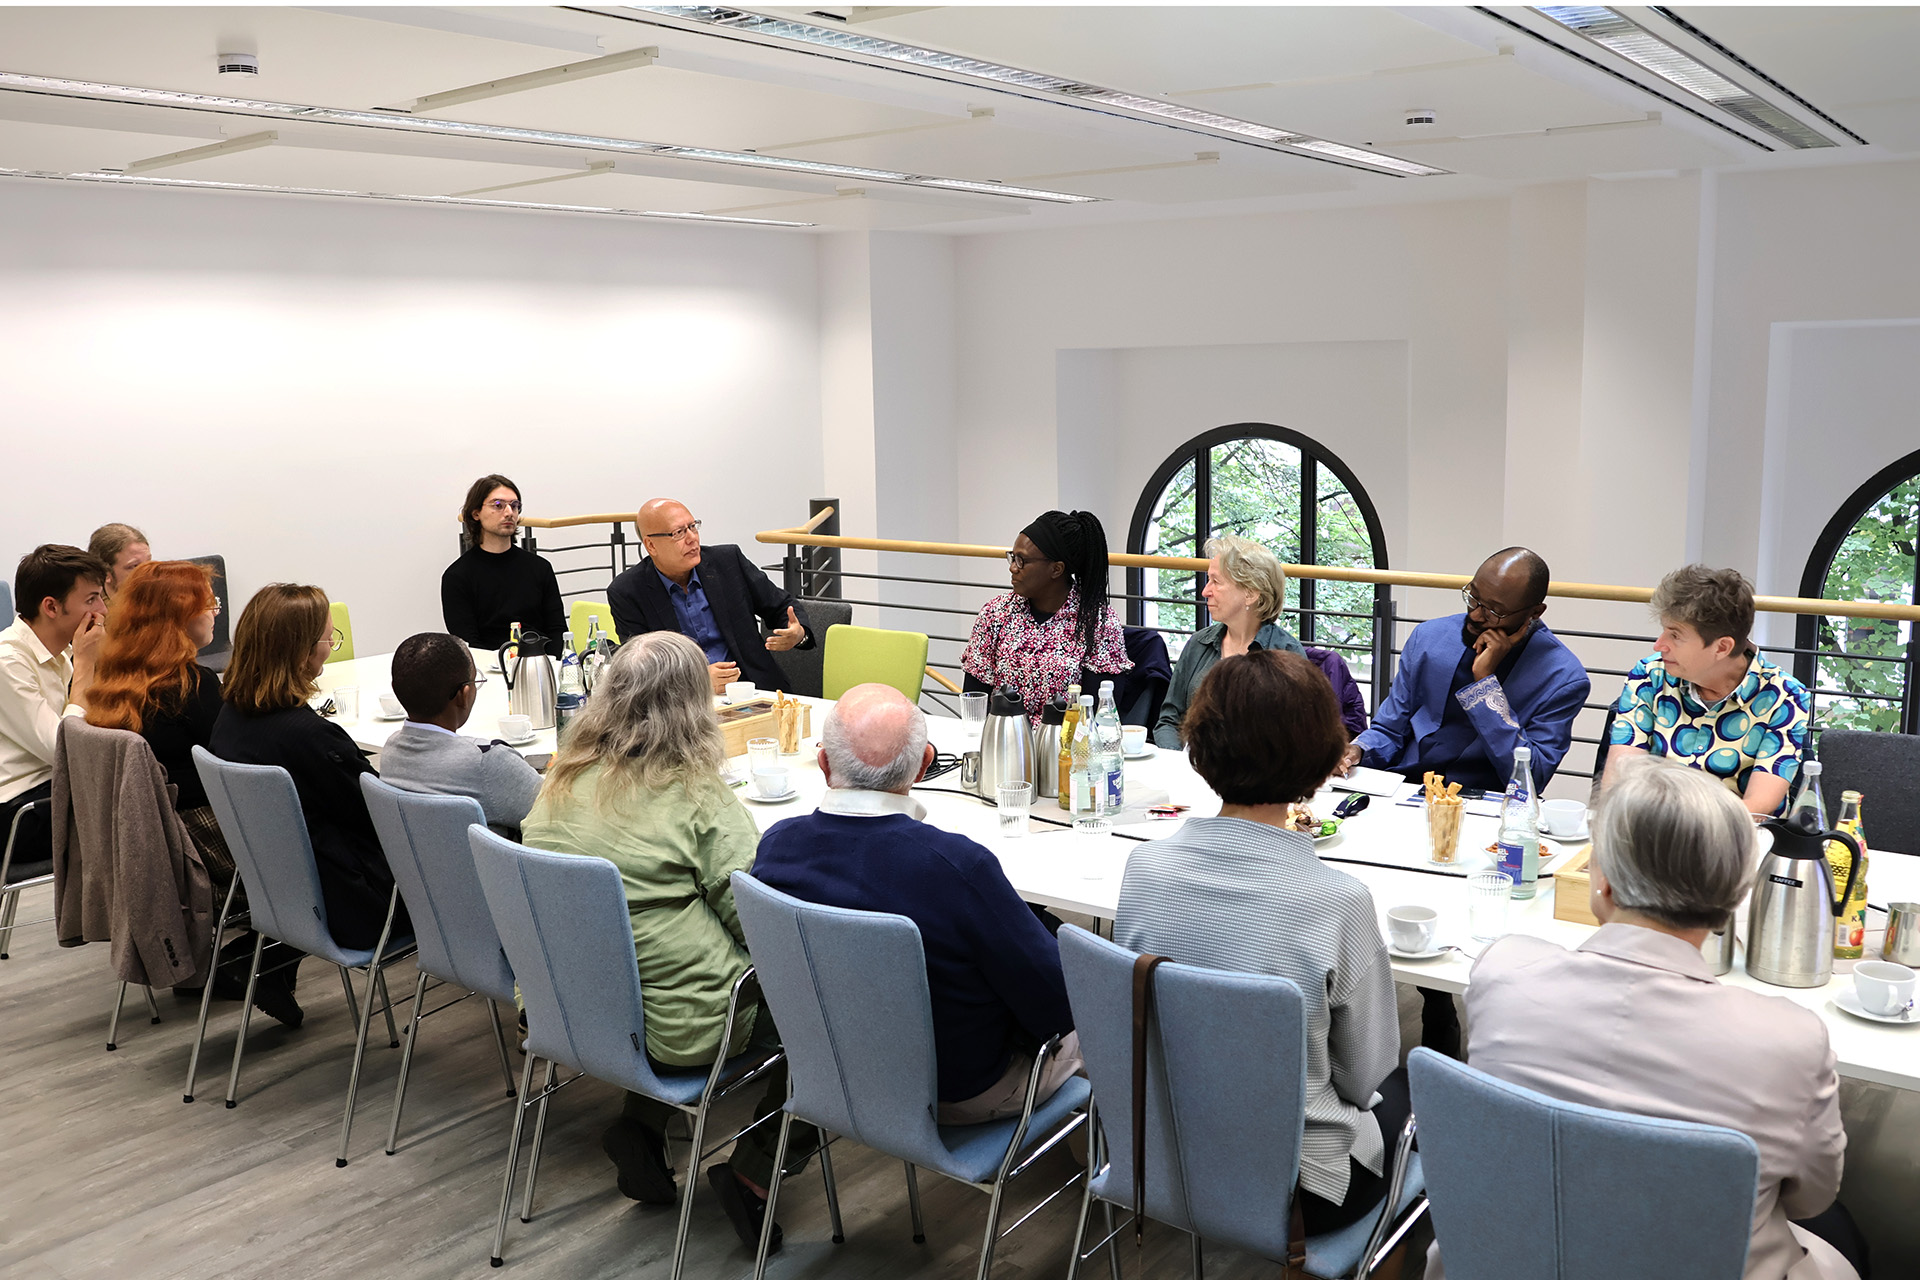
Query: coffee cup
[
  {"left": 725, "top": 681, "right": 757, "bottom": 704},
  {"left": 1122, "top": 725, "right": 1147, "bottom": 755},
  {"left": 1541, "top": 798, "right": 1587, "bottom": 837},
  {"left": 1386, "top": 905, "right": 1439, "bottom": 953},
  {"left": 1853, "top": 960, "right": 1916, "bottom": 1017},
  {"left": 752, "top": 766, "right": 791, "bottom": 799},
  {"left": 378, "top": 692, "right": 405, "bottom": 718},
  {"left": 498, "top": 714, "right": 533, "bottom": 742}
]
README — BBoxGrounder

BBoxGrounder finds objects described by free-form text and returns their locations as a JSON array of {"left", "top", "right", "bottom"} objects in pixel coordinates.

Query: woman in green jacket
[
  {"left": 523, "top": 629, "right": 808, "bottom": 1247},
  {"left": 1153, "top": 535, "right": 1307, "bottom": 748}
]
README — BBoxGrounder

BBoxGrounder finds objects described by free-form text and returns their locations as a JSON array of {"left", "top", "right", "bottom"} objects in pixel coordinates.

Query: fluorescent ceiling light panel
[
  {"left": 1532, "top": 6, "right": 1843, "bottom": 149},
  {"left": 626, "top": 6, "right": 1448, "bottom": 176},
  {"left": 0, "top": 70, "right": 1097, "bottom": 203},
  {"left": 13, "top": 168, "right": 816, "bottom": 226}
]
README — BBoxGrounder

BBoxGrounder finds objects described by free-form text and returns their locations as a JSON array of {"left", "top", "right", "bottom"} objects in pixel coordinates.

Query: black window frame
[
  {"left": 1125, "top": 423, "right": 1390, "bottom": 642},
  {"left": 1794, "top": 445, "right": 1920, "bottom": 736}
]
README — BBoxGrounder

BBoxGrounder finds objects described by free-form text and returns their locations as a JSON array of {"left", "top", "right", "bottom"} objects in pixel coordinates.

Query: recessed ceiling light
[
  {"left": 620, "top": 5, "right": 1450, "bottom": 177},
  {"left": 4, "top": 168, "right": 817, "bottom": 227},
  {"left": 1529, "top": 6, "right": 1856, "bottom": 149},
  {"left": 0, "top": 70, "right": 1099, "bottom": 203}
]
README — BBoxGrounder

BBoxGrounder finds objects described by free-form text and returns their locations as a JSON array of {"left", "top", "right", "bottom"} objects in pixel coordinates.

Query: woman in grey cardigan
[{"left": 1152, "top": 535, "right": 1306, "bottom": 748}]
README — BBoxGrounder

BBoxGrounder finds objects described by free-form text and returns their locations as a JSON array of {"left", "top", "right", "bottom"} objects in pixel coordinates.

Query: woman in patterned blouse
[{"left": 960, "top": 509, "right": 1131, "bottom": 720}]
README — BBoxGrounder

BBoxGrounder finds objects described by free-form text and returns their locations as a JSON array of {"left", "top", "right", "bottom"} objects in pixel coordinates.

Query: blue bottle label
[{"left": 1497, "top": 841, "right": 1523, "bottom": 886}]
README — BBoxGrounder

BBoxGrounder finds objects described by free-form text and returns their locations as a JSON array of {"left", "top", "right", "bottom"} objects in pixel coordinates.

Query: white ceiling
[{"left": 0, "top": 5, "right": 1914, "bottom": 233}]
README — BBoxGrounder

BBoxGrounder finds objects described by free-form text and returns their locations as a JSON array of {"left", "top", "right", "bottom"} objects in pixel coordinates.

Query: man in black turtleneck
[{"left": 440, "top": 474, "right": 566, "bottom": 657}]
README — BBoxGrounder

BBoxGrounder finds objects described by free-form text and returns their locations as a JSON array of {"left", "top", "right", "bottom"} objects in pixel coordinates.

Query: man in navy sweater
[{"left": 753, "top": 684, "right": 1081, "bottom": 1123}]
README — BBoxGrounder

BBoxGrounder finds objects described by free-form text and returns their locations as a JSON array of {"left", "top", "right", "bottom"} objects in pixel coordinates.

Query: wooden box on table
[
  {"left": 717, "top": 699, "right": 811, "bottom": 758},
  {"left": 1552, "top": 845, "right": 1599, "bottom": 926}
]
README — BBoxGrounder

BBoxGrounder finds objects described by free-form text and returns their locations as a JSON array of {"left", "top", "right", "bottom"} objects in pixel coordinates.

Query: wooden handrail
[
  {"left": 750, "top": 524, "right": 1920, "bottom": 624},
  {"left": 925, "top": 666, "right": 963, "bottom": 695},
  {"left": 519, "top": 512, "right": 634, "bottom": 530}
]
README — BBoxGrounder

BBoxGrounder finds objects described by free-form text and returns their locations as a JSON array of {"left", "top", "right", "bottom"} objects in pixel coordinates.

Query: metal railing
[{"left": 503, "top": 505, "right": 1920, "bottom": 780}]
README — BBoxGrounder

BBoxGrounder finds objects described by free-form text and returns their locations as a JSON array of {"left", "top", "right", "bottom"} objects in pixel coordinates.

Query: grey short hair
[
  {"left": 821, "top": 699, "right": 929, "bottom": 793},
  {"left": 1205, "top": 534, "right": 1288, "bottom": 624},
  {"left": 1593, "top": 754, "right": 1757, "bottom": 931}
]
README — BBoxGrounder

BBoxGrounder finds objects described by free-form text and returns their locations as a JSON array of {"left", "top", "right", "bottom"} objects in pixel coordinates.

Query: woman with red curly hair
[{"left": 85, "top": 559, "right": 231, "bottom": 881}]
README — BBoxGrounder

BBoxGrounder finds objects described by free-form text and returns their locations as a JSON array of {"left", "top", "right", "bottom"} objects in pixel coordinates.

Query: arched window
[
  {"left": 1127, "top": 424, "right": 1389, "bottom": 672},
  {"left": 1795, "top": 449, "right": 1919, "bottom": 735}
]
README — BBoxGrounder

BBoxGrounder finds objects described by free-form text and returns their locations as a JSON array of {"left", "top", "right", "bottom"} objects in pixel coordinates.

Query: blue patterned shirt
[
  {"left": 1608, "top": 651, "right": 1810, "bottom": 811},
  {"left": 656, "top": 565, "right": 729, "bottom": 665}
]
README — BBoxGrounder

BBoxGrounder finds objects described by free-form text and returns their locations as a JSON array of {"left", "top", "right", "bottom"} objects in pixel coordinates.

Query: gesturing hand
[
  {"left": 1471, "top": 619, "right": 1532, "bottom": 682},
  {"left": 764, "top": 606, "right": 807, "bottom": 652}
]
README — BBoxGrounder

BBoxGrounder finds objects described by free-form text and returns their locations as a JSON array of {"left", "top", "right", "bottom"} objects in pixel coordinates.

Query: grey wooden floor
[{"left": 0, "top": 884, "right": 1432, "bottom": 1280}]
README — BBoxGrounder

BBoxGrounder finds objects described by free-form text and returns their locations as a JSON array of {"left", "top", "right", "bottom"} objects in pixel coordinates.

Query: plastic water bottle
[
  {"left": 1070, "top": 695, "right": 1108, "bottom": 832},
  {"left": 559, "top": 634, "right": 584, "bottom": 696},
  {"left": 1497, "top": 746, "right": 1541, "bottom": 900},
  {"left": 1093, "top": 680, "right": 1125, "bottom": 812}
]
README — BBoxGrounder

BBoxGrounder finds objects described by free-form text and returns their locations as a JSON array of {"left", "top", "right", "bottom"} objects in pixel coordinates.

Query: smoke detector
[
  {"left": 1405, "top": 108, "right": 1436, "bottom": 127},
  {"left": 217, "top": 52, "right": 260, "bottom": 76}
]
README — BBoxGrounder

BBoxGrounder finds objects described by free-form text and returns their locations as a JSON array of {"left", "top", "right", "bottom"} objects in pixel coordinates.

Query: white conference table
[{"left": 317, "top": 654, "right": 1920, "bottom": 1092}]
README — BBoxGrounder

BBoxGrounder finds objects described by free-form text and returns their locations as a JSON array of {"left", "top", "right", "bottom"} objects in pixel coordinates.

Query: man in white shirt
[
  {"left": 1, "top": 546, "right": 109, "bottom": 876},
  {"left": 376, "top": 632, "right": 541, "bottom": 835}
]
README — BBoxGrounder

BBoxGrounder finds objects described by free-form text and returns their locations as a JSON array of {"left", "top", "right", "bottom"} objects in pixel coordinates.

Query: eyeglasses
[
  {"left": 643, "top": 520, "right": 702, "bottom": 543},
  {"left": 1007, "top": 551, "right": 1051, "bottom": 571},
  {"left": 484, "top": 499, "right": 522, "bottom": 514},
  {"left": 325, "top": 627, "right": 344, "bottom": 652},
  {"left": 1461, "top": 586, "right": 1519, "bottom": 623}
]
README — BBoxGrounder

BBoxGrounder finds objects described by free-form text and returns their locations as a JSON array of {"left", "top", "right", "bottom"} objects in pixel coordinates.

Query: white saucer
[
  {"left": 1123, "top": 745, "right": 1156, "bottom": 760},
  {"left": 375, "top": 711, "right": 407, "bottom": 722},
  {"left": 1831, "top": 987, "right": 1918, "bottom": 1025},
  {"left": 1542, "top": 825, "right": 1590, "bottom": 843},
  {"left": 743, "top": 789, "right": 800, "bottom": 805},
  {"left": 500, "top": 733, "right": 537, "bottom": 747},
  {"left": 1388, "top": 944, "right": 1448, "bottom": 961}
]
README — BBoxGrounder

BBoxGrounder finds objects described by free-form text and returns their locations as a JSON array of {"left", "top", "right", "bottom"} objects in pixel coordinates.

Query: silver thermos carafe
[
  {"left": 1032, "top": 697, "right": 1067, "bottom": 800},
  {"left": 1746, "top": 809, "right": 1864, "bottom": 988},
  {"left": 498, "top": 632, "right": 560, "bottom": 731},
  {"left": 976, "top": 687, "right": 1034, "bottom": 797}
]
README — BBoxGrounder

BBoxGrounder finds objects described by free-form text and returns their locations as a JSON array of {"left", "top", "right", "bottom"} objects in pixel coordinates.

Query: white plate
[
  {"left": 1312, "top": 828, "right": 1342, "bottom": 845},
  {"left": 1830, "top": 986, "right": 1919, "bottom": 1025},
  {"left": 1388, "top": 945, "right": 1449, "bottom": 962},
  {"left": 743, "top": 789, "right": 800, "bottom": 805},
  {"left": 500, "top": 733, "right": 538, "bottom": 747},
  {"left": 1123, "top": 745, "right": 1156, "bottom": 760},
  {"left": 375, "top": 711, "right": 407, "bottom": 722}
]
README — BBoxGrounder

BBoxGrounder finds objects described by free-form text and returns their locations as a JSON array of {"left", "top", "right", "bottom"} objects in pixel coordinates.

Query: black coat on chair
[{"left": 607, "top": 544, "right": 815, "bottom": 693}]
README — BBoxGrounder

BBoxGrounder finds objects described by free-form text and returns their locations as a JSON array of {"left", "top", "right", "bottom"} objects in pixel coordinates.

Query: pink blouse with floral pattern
[{"left": 960, "top": 586, "right": 1131, "bottom": 721}]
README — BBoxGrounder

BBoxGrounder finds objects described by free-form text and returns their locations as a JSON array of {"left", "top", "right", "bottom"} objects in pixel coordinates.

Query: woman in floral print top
[{"left": 960, "top": 509, "right": 1131, "bottom": 721}]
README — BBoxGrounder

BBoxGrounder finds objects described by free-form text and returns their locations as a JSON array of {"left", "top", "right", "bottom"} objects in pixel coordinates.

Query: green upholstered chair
[
  {"left": 821, "top": 624, "right": 929, "bottom": 704},
  {"left": 568, "top": 600, "right": 619, "bottom": 655},
  {"left": 327, "top": 601, "right": 355, "bottom": 664}
]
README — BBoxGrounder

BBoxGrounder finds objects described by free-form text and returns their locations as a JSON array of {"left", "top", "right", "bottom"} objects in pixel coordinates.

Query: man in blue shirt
[
  {"left": 752, "top": 684, "right": 1081, "bottom": 1123},
  {"left": 1342, "top": 547, "right": 1590, "bottom": 794},
  {"left": 607, "top": 498, "right": 816, "bottom": 695}
]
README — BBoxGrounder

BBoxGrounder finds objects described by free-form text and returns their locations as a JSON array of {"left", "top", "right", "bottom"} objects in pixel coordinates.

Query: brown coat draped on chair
[{"left": 52, "top": 718, "right": 213, "bottom": 988}]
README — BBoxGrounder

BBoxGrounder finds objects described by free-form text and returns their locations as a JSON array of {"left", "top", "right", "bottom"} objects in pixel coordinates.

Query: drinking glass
[
  {"left": 996, "top": 781, "right": 1032, "bottom": 838},
  {"left": 331, "top": 687, "right": 360, "bottom": 721},
  {"left": 747, "top": 737, "right": 779, "bottom": 778},
  {"left": 1467, "top": 870, "right": 1510, "bottom": 941},
  {"left": 961, "top": 691, "right": 988, "bottom": 739}
]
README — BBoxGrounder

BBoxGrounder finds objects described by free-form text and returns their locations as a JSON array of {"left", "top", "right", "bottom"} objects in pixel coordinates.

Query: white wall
[{"left": 0, "top": 178, "right": 823, "bottom": 653}]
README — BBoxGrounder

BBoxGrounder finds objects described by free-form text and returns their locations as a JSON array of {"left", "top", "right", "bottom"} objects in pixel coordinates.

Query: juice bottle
[
  {"left": 1057, "top": 683, "right": 1082, "bottom": 809},
  {"left": 1829, "top": 790, "right": 1869, "bottom": 960}
]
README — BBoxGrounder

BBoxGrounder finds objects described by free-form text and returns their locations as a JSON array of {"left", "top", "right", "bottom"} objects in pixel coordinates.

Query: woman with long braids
[{"left": 960, "top": 509, "right": 1131, "bottom": 719}]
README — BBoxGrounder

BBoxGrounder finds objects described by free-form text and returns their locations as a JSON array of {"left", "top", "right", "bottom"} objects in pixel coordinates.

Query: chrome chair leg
[
  {"left": 1191, "top": 1232, "right": 1203, "bottom": 1279},
  {"left": 0, "top": 886, "right": 19, "bottom": 958},
  {"left": 375, "top": 966, "right": 400, "bottom": 1048},
  {"left": 385, "top": 968, "right": 431, "bottom": 1155},
  {"left": 904, "top": 1162, "right": 927, "bottom": 1244},
  {"left": 224, "top": 932, "right": 268, "bottom": 1108},
  {"left": 669, "top": 1084, "right": 721, "bottom": 1280},
  {"left": 751, "top": 1110, "right": 795, "bottom": 1280},
  {"left": 1103, "top": 1203, "right": 1122, "bottom": 1280},
  {"left": 142, "top": 983, "right": 162, "bottom": 1024},
  {"left": 486, "top": 999, "right": 516, "bottom": 1096},
  {"left": 185, "top": 876, "right": 242, "bottom": 1103},
  {"left": 336, "top": 901, "right": 399, "bottom": 1167},
  {"left": 819, "top": 1139, "right": 844, "bottom": 1244},
  {"left": 519, "top": 1060, "right": 557, "bottom": 1223},
  {"left": 338, "top": 965, "right": 360, "bottom": 1024},
  {"left": 107, "top": 981, "right": 129, "bottom": 1050},
  {"left": 1065, "top": 1159, "right": 1095, "bottom": 1280},
  {"left": 490, "top": 1051, "right": 540, "bottom": 1268},
  {"left": 975, "top": 1168, "right": 1011, "bottom": 1280}
]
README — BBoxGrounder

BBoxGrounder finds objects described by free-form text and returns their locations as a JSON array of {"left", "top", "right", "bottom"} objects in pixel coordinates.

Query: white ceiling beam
[
  {"left": 450, "top": 160, "right": 615, "bottom": 197},
  {"left": 125, "top": 130, "right": 277, "bottom": 174},
  {"left": 1013, "top": 151, "right": 1219, "bottom": 183},
  {"left": 759, "top": 106, "right": 992, "bottom": 154},
  {"left": 404, "top": 46, "right": 658, "bottom": 113}
]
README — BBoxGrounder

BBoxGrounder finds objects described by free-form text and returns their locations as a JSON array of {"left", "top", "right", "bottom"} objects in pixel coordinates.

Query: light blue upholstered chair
[
  {"left": 730, "top": 871, "right": 1091, "bottom": 1280},
  {"left": 467, "top": 825, "right": 799, "bottom": 1279},
  {"left": 1407, "top": 1046, "right": 1759, "bottom": 1280},
  {"left": 188, "top": 747, "right": 415, "bottom": 1170},
  {"left": 359, "top": 777, "right": 518, "bottom": 1155},
  {"left": 1057, "top": 925, "right": 1425, "bottom": 1280}
]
